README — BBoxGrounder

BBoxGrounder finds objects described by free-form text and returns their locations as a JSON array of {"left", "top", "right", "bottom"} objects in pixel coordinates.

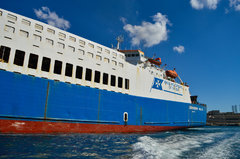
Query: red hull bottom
[{"left": 0, "top": 119, "right": 188, "bottom": 134}]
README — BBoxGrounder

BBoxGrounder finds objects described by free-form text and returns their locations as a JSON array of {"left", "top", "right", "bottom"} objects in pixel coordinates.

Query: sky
[{"left": 1, "top": 0, "right": 240, "bottom": 112}]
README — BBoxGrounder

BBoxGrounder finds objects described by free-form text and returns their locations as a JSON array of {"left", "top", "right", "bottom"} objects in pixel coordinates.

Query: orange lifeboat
[
  {"left": 166, "top": 69, "right": 178, "bottom": 79},
  {"left": 148, "top": 58, "right": 162, "bottom": 66}
]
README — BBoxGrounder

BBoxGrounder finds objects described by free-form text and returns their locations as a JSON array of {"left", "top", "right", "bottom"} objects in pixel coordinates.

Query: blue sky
[{"left": 2, "top": 0, "right": 240, "bottom": 112}]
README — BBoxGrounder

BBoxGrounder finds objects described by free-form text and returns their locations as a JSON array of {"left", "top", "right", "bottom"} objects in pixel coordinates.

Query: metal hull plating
[{"left": 0, "top": 70, "right": 206, "bottom": 133}]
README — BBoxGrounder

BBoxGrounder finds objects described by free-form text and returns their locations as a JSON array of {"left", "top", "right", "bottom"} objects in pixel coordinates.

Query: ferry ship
[{"left": 0, "top": 9, "right": 206, "bottom": 133}]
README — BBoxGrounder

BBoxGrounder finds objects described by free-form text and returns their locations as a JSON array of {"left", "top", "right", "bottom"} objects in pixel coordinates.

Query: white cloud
[
  {"left": 190, "top": 0, "right": 220, "bottom": 10},
  {"left": 229, "top": 0, "right": 240, "bottom": 11},
  {"left": 173, "top": 45, "right": 185, "bottom": 54},
  {"left": 123, "top": 12, "right": 170, "bottom": 47},
  {"left": 34, "top": 7, "right": 70, "bottom": 30}
]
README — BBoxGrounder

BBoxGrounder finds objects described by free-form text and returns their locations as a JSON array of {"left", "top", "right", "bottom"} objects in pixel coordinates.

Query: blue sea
[{"left": 1, "top": 126, "right": 240, "bottom": 159}]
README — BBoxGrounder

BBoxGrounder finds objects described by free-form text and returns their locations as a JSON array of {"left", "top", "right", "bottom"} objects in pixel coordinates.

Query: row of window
[
  {"left": 0, "top": 46, "right": 130, "bottom": 90},
  {"left": 1, "top": 11, "right": 125, "bottom": 60},
  {"left": 3, "top": 25, "right": 125, "bottom": 67}
]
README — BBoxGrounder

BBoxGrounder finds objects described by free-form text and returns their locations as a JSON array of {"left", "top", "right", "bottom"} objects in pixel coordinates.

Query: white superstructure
[{"left": 0, "top": 9, "right": 191, "bottom": 103}]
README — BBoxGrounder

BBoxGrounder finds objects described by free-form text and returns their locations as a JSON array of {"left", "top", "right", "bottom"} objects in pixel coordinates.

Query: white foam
[
  {"left": 132, "top": 132, "right": 223, "bottom": 159},
  {"left": 198, "top": 132, "right": 240, "bottom": 159}
]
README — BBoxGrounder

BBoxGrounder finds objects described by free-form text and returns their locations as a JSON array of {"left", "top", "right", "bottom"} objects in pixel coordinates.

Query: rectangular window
[
  {"left": 96, "top": 55, "right": 102, "bottom": 61},
  {"left": 65, "top": 63, "right": 73, "bottom": 77},
  {"left": 118, "top": 77, "right": 123, "bottom": 88},
  {"left": 105, "top": 49, "right": 110, "bottom": 54},
  {"left": 88, "top": 43, "right": 94, "bottom": 48},
  {"left": 41, "top": 57, "right": 51, "bottom": 72},
  {"left": 22, "top": 19, "right": 31, "bottom": 26},
  {"left": 112, "top": 52, "right": 117, "bottom": 57},
  {"left": 78, "top": 49, "right": 84, "bottom": 55},
  {"left": 0, "top": 46, "right": 11, "bottom": 63},
  {"left": 28, "top": 53, "right": 38, "bottom": 69},
  {"left": 125, "top": 79, "right": 129, "bottom": 90},
  {"left": 54, "top": 60, "right": 62, "bottom": 75},
  {"left": 76, "top": 66, "right": 83, "bottom": 79},
  {"left": 119, "top": 63, "right": 124, "bottom": 68},
  {"left": 94, "top": 71, "right": 101, "bottom": 83},
  {"left": 7, "top": 14, "right": 17, "bottom": 21},
  {"left": 58, "top": 42, "right": 65, "bottom": 49},
  {"left": 46, "top": 38, "right": 54, "bottom": 45},
  {"left": 0, "top": 11, "right": 2, "bottom": 16},
  {"left": 104, "top": 58, "right": 109, "bottom": 63},
  {"left": 14, "top": 50, "right": 25, "bottom": 66},
  {"left": 97, "top": 46, "right": 102, "bottom": 52},
  {"left": 68, "top": 46, "right": 75, "bottom": 52},
  {"left": 35, "top": 24, "right": 43, "bottom": 30},
  {"left": 47, "top": 28, "right": 55, "bottom": 34},
  {"left": 33, "top": 34, "right": 41, "bottom": 41},
  {"left": 4, "top": 25, "right": 15, "bottom": 33},
  {"left": 58, "top": 32, "right": 66, "bottom": 39},
  {"left": 79, "top": 39, "right": 85, "bottom": 46},
  {"left": 87, "top": 52, "right": 93, "bottom": 58},
  {"left": 119, "top": 54, "right": 125, "bottom": 59},
  {"left": 85, "top": 68, "right": 92, "bottom": 81},
  {"left": 111, "top": 75, "right": 116, "bottom": 86},
  {"left": 112, "top": 60, "right": 117, "bottom": 66},
  {"left": 19, "top": 30, "right": 29, "bottom": 38},
  {"left": 69, "top": 36, "right": 76, "bottom": 42},
  {"left": 103, "top": 73, "right": 108, "bottom": 85}
]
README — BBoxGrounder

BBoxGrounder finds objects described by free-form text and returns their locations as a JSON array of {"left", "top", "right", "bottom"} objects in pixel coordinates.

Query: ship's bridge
[{"left": 119, "top": 50, "right": 147, "bottom": 65}]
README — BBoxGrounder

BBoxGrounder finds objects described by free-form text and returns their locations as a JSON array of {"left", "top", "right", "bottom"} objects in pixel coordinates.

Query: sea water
[{"left": 1, "top": 126, "right": 240, "bottom": 159}]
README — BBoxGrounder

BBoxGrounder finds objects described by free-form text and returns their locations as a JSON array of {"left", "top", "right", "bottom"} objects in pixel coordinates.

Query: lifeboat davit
[
  {"left": 148, "top": 58, "right": 162, "bottom": 66},
  {"left": 166, "top": 69, "right": 178, "bottom": 79}
]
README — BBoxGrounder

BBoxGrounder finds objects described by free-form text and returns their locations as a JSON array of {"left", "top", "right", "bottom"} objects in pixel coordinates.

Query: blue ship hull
[{"left": 0, "top": 70, "right": 206, "bottom": 133}]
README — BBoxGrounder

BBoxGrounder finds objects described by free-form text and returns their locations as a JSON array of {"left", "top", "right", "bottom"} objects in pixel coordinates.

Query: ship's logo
[
  {"left": 151, "top": 77, "right": 183, "bottom": 96},
  {"left": 152, "top": 78, "right": 163, "bottom": 90}
]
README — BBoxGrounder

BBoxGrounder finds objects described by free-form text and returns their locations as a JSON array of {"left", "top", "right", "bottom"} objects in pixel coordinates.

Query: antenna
[{"left": 116, "top": 35, "right": 124, "bottom": 50}]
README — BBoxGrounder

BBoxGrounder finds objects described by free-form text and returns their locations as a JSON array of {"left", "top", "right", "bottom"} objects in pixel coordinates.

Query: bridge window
[
  {"left": 111, "top": 75, "right": 116, "bottom": 86},
  {"left": 54, "top": 60, "right": 62, "bottom": 75},
  {"left": 65, "top": 63, "right": 73, "bottom": 77},
  {"left": 118, "top": 77, "right": 123, "bottom": 88},
  {"left": 0, "top": 46, "right": 11, "bottom": 63},
  {"left": 103, "top": 73, "right": 108, "bottom": 85},
  {"left": 14, "top": 50, "right": 25, "bottom": 66},
  {"left": 28, "top": 53, "right": 38, "bottom": 69},
  {"left": 85, "top": 68, "right": 92, "bottom": 81},
  {"left": 125, "top": 79, "right": 129, "bottom": 90},
  {"left": 41, "top": 57, "right": 51, "bottom": 72},
  {"left": 76, "top": 66, "right": 83, "bottom": 79},
  {"left": 94, "top": 71, "right": 101, "bottom": 83}
]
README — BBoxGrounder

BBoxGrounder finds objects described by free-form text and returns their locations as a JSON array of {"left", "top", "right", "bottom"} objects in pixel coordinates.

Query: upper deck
[{"left": 0, "top": 8, "right": 192, "bottom": 103}]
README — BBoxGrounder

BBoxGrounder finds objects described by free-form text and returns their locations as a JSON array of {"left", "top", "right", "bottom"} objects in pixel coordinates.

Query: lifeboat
[
  {"left": 148, "top": 57, "right": 162, "bottom": 66},
  {"left": 166, "top": 69, "right": 178, "bottom": 79}
]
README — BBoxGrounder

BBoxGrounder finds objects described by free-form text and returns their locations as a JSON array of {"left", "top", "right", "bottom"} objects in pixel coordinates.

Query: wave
[{"left": 132, "top": 132, "right": 224, "bottom": 159}]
